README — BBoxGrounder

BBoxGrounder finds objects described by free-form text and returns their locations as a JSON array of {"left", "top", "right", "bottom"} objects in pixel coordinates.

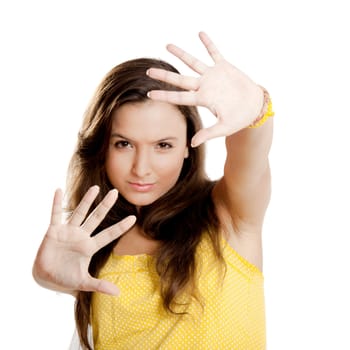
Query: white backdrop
[{"left": 1, "top": 1, "right": 349, "bottom": 349}]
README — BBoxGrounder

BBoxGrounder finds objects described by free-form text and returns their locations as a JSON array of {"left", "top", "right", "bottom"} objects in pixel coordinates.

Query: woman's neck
[{"left": 113, "top": 225, "right": 159, "bottom": 256}]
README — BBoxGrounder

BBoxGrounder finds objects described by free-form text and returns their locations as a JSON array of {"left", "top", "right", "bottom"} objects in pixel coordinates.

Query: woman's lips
[{"left": 128, "top": 182, "right": 155, "bottom": 192}]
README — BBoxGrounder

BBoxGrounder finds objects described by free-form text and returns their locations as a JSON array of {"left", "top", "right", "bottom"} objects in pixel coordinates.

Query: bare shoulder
[{"left": 212, "top": 180, "right": 263, "bottom": 271}]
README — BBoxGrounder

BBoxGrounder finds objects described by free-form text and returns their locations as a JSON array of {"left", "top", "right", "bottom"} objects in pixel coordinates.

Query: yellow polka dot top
[{"left": 91, "top": 234, "right": 265, "bottom": 349}]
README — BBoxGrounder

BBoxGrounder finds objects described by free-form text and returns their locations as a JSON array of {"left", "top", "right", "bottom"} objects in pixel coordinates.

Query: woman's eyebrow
[
  {"left": 155, "top": 137, "right": 178, "bottom": 142},
  {"left": 110, "top": 132, "right": 129, "bottom": 139},
  {"left": 110, "top": 133, "right": 178, "bottom": 142}
]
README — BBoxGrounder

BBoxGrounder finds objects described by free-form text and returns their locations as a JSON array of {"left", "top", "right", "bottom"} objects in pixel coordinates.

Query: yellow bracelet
[{"left": 248, "top": 87, "right": 274, "bottom": 128}]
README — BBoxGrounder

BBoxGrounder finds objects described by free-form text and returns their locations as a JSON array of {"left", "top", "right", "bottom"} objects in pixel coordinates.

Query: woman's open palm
[
  {"left": 32, "top": 186, "right": 136, "bottom": 296},
  {"left": 147, "top": 31, "right": 264, "bottom": 147}
]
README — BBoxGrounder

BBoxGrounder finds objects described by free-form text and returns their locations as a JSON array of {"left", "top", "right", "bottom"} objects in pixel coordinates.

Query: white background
[{"left": 1, "top": 1, "right": 350, "bottom": 349}]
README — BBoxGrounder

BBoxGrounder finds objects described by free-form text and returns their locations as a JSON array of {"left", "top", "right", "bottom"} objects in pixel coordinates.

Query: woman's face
[{"left": 105, "top": 100, "right": 189, "bottom": 207}]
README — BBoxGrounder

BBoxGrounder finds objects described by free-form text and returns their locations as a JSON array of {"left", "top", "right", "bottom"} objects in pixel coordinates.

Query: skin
[
  {"left": 105, "top": 100, "right": 189, "bottom": 208},
  {"left": 147, "top": 32, "right": 272, "bottom": 269},
  {"left": 106, "top": 100, "right": 190, "bottom": 256},
  {"left": 32, "top": 32, "right": 273, "bottom": 296}
]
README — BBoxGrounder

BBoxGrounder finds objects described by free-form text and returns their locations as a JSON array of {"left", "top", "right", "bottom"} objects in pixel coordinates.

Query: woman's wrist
[{"left": 248, "top": 86, "right": 274, "bottom": 128}]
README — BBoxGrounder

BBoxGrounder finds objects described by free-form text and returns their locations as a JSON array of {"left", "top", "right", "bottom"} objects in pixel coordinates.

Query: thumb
[
  {"left": 191, "top": 122, "right": 229, "bottom": 147},
  {"left": 93, "top": 215, "right": 137, "bottom": 251},
  {"left": 87, "top": 277, "right": 121, "bottom": 296}
]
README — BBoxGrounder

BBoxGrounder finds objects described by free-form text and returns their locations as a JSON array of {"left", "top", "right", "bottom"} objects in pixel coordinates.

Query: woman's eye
[
  {"left": 157, "top": 142, "right": 172, "bottom": 149},
  {"left": 114, "top": 141, "right": 131, "bottom": 148}
]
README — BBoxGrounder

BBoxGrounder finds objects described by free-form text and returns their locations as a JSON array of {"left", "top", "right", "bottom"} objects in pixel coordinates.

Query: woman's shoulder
[{"left": 197, "top": 232, "right": 263, "bottom": 277}]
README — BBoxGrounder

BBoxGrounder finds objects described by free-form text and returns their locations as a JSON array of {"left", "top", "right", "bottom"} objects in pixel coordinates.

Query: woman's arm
[
  {"left": 147, "top": 31, "right": 273, "bottom": 226},
  {"left": 218, "top": 114, "right": 273, "bottom": 231},
  {"left": 147, "top": 32, "right": 274, "bottom": 268},
  {"left": 213, "top": 117, "right": 273, "bottom": 269}
]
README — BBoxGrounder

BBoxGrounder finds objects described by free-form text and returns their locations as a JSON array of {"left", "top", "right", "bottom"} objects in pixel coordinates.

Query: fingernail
[
  {"left": 108, "top": 189, "right": 118, "bottom": 198},
  {"left": 147, "top": 91, "right": 151, "bottom": 98},
  {"left": 146, "top": 69, "right": 150, "bottom": 75},
  {"left": 126, "top": 215, "right": 137, "bottom": 225}
]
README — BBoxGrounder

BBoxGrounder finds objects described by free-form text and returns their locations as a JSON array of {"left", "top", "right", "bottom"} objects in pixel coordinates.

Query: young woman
[{"left": 33, "top": 32, "right": 274, "bottom": 349}]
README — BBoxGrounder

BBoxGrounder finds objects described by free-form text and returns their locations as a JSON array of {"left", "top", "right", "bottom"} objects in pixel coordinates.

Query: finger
[
  {"left": 69, "top": 185, "right": 100, "bottom": 227},
  {"left": 85, "top": 277, "right": 120, "bottom": 296},
  {"left": 93, "top": 215, "right": 137, "bottom": 251},
  {"left": 147, "top": 68, "right": 199, "bottom": 91},
  {"left": 50, "top": 189, "right": 63, "bottom": 225},
  {"left": 81, "top": 189, "right": 118, "bottom": 233},
  {"left": 198, "top": 31, "right": 223, "bottom": 64},
  {"left": 166, "top": 44, "right": 208, "bottom": 74},
  {"left": 148, "top": 90, "right": 198, "bottom": 106},
  {"left": 191, "top": 123, "right": 230, "bottom": 147}
]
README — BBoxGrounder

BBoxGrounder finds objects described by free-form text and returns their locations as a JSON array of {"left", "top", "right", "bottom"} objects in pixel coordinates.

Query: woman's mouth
[{"left": 128, "top": 182, "right": 155, "bottom": 192}]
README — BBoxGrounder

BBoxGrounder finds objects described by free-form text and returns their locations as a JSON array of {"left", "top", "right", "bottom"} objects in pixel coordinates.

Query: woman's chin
[{"left": 121, "top": 192, "right": 160, "bottom": 207}]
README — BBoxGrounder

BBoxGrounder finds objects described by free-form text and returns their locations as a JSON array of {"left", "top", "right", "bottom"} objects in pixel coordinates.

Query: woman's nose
[{"left": 132, "top": 150, "right": 152, "bottom": 177}]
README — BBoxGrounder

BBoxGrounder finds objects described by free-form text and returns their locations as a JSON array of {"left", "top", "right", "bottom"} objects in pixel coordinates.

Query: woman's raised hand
[
  {"left": 32, "top": 186, "right": 136, "bottom": 296},
  {"left": 147, "top": 31, "right": 264, "bottom": 147}
]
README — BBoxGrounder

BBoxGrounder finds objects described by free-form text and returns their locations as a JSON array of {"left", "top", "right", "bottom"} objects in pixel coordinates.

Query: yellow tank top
[{"left": 91, "top": 234, "right": 265, "bottom": 349}]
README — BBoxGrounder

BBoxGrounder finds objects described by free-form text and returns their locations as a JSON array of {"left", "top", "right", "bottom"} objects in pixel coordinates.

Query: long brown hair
[{"left": 66, "top": 58, "right": 223, "bottom": 349}]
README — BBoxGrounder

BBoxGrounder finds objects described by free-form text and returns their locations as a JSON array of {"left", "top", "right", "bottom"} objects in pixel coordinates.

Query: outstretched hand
[
  {"left": 147, "top": 31, "right": 264, "bottom": 147},
  {"left": 32, "top": 186, "right": 136, "bottom": 296}
]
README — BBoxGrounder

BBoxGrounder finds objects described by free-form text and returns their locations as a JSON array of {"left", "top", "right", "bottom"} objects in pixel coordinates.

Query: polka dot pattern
[{"left": 91, "top": 235, "right": 265, "bottom": 349}]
